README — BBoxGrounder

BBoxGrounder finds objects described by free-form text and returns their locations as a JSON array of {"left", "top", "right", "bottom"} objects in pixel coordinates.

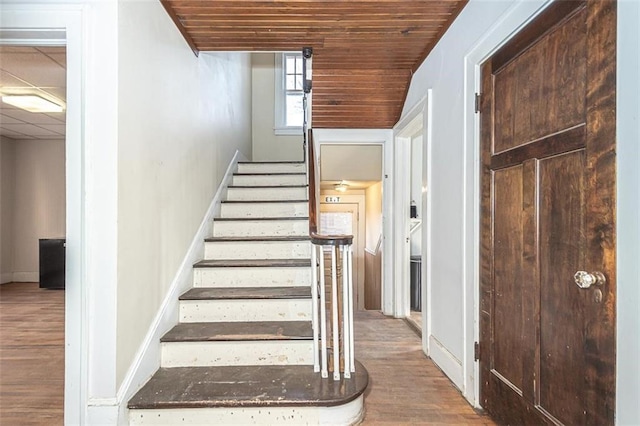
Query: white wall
[
  {"left": 116, "top": 0, "right": 252, "bottom": 388},
  {"left": 0, "top": 136, "right": 16, "bottom": 283},
  {"left": 410, "top": 134, "right": 423, "bottom": 255},
  {"left": 401, "top": 0, "right": 640, "bottom": 421},
  {"left": 402, "top": 0, "right": 516, "bottom": 380},
  {"left": 616, "top": 1, "right": 640, "bottom": 424},
  {"left": 252, "top": 53, "right": 303, "bottom": 162},
  {"left": 0, "top": 136, "right": 65, "bottom": 283}
]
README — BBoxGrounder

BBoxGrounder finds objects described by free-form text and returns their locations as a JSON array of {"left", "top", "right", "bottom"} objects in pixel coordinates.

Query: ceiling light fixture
[
  {"left": 1, "top": 95, "right": 65, "bottom": 113},
  {"left": 334, "top": 181, "right": 348, "bottom": 192}
]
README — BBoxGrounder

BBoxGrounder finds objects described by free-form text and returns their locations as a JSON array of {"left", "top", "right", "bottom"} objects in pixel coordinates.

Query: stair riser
[
  {"left": 129, "top": 396, "right": 365, "bottom": 425},
  {"left": 226, "top": 187, "right": 307, "bottom": 201},
  {"left": 220, "top": 202, "right": 308, "bottom": 218},
  {"left": 237, "top": 163, "right": 305, "bottom": 174},
  {"left": 213, "top": 220, "right": 307, "bottom": 237},
  {"left": 179, "top": 299, "right": 311, "bottom": 322},
  {"left": 204, "top": 241, "right": 311, "bottom": 260},
  {"left": 232, "top": 175, "right": 306, "bottom": 186},
  {"left": 160, "top": 340, "right": 313, "bottom": 368},
  {"left": 194, "top": 267, "right": 311, "bottom": 288}
]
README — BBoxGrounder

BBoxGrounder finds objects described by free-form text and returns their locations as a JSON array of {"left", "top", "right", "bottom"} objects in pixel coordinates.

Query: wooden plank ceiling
[{"left": 162, "top": 0, "right": 468, "bottom": 129}]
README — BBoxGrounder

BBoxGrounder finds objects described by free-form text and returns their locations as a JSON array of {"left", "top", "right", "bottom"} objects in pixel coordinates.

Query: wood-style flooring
[
  {"left": 0, "top": 282, "right": 64, "bottom": 426},
  {"left": 0, "top": 283, "right": 494, "bottom": 425},
  {"left": 357, "top": 310, "right": 495, "bottom": 425}
]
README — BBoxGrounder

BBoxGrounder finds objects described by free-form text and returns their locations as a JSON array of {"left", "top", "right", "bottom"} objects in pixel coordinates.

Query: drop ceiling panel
[{"left": 0, "top": 46, "right": 66, "bottom": 140}]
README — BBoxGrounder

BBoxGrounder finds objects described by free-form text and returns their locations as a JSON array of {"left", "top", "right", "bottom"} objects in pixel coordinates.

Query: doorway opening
[{"left": 0, "top": 44, "right": 67, "bottom": 423}]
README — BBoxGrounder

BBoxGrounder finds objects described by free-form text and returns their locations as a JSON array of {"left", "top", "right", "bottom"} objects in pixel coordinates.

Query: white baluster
[
  {"left": 331, "top": 246, "right": 340, "bottom": 380},
  {"left": 311, "top": 245, "right": 319, "bottom": 373},
  {"left": 348, "top": 244, "right": 355, "bottom": 373},
  {"left": 318, "top": 245, "right": 328, "bottom": 378},
  {"left": 341, "top": 245, "right": 351, "bottom": 378}
]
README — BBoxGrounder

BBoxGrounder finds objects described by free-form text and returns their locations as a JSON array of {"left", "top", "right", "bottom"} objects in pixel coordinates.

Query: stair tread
[
  {"left": 194, "top": 258, "right": 311, "bottom": 268},
  {"left": 234, "top": 172, "right": 306, "bottom": 176},
  {"left": 222, "top": 200, "right": 308, "bottom": 204},
  {"left": 161, "top": 321, "right": 312, "bottom": 342},
  {"left": 228, "top": 185, "right": 308, "bottom": 188},
  {"left": 127, "top": 363, "right": 368, "bottom": 409},
  {"left": 205, "top": 236, "right": 310, "bottom": 242},
  {"left": 215, "top": 216, "right": 308, "bottom": 221},
  {"left": 181, "top": 286, "right": 311, "bottom": 300},
  {"left": 238, "top": 161, "right": 304, "bottom": 164}
]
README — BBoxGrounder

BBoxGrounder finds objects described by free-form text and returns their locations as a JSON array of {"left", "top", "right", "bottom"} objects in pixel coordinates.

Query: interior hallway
[
  {"left": 357, "top": 311, "right": 495, "bottom": 425},
  {"left": 0, "top": 283, "right": 493, "bottom": 425}
]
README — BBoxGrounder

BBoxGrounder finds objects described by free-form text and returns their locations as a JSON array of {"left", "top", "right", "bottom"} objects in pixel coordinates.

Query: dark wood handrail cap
[{"left": 310, "top": 232, "right": 353, "bottom": 246}]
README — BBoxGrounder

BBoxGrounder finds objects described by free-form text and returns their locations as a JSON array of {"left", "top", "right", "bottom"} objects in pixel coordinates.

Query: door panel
[{"left": 480, "top": 1, "right": 617, "bottom": 425}]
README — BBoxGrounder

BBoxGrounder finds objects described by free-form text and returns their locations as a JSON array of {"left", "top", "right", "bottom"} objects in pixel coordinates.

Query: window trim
[{"left": 274, "top": 52, "right": 304, "bottom": 135}]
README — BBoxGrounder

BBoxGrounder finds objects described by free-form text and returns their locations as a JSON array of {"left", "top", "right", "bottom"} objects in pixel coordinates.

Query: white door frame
[{"left": 1, "top": 3, "right": 120, "bottom": 423}]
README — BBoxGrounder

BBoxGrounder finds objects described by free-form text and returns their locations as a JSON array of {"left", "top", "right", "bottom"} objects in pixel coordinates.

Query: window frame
[{"left": 274, "top": 52, "right": 305, "bottom": 135}]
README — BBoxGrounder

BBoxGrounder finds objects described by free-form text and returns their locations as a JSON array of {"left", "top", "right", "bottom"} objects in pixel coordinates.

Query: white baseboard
[
  {"left": 10, "top": 272, "right": 39, "bottom": 282},
  {"left": 114, "top": 150, "right": 244, "bottom": 424},
  {"left": 429, "top": 335, "right": 464, "bottom": 391}
]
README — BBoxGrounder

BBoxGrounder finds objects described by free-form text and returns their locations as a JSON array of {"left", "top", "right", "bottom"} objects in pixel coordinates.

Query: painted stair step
[
  {"left": 204, "top": 236, "right": 311, "bottom": 259},
  {"left": 160, "top": 339, "right": 313, "bottom": 367},
  {"left": 212, "top": 217, "right": 308, "bottom": 237},
  {"left": 179, "top": 298, "right": 311, "bottom": 322},
  {"left": 232, "top": 173, "right": 306, "bottom": 187},
  {"left": 161, "top": 321, "right": 312, "bottom": 342},
  {"left": 226, "top": 185, "right": 307, "bottom": 201},
  {"left": 220, "top": 200, "right": 308, "bottom": 218},
  {"left": 193, "top": 265, "right": 311, "bottom": 288},
  {"left": 237, "top": 161, "right": 305, "bottom": 174},
  {"left": 181, "top": 286, "right": 311, "bottom": 300},
  {"left": 128, "top": 363, "right": 369, "bottom": 409}
]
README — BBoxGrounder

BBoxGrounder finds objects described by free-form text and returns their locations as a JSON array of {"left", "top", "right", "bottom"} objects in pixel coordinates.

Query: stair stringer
[{"left": 115, "top": 150, "right": 246, "bottom": 424}]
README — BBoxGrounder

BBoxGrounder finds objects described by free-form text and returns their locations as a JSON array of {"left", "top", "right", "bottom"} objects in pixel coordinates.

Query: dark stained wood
[
  {"left": 194, "top": 259, "right": 311, "bottom": 268},
  {"left": 214, "top": 216, "right": 308, "bottom": 221},
  {"left": 490, "top": 124, "right": 585, "bottom": 169},
  {"left": 0, "top": 283, "right": 64, "bottom": 426},
  {"left": 355, "top": 311, "right": 496, "bottom": 424},
  {"left": 233, "top": 173, "right": 306, "bottom": 176},
  {"left": 364, "top": 249, "right": 382, "bottom": 310},
  {"left": 161, "top": 0, "right": 469, "bottom": 129},
  {"left": 221, "top": 200, "right": 308, "bottom": 204},
  {"left": 479, "top": 1, "right": 617, "bottom": 424},
  {"left": 180, "top": 286, "right": 310, "bottom": 300},
  {"left": 205, "top": 236, "right": 310, "bottom": 242},
  {"left": 492, "top": 165, "right": 524, "bottom": 392},
  {"left": 161, "top": 321, "right": 312, "bottom": 342},
  {"left": 308, "top": 129, "right": 318, "bottom": 237},
  {"left": 128, "top": 363, "right": 368, "bottom": 409}
]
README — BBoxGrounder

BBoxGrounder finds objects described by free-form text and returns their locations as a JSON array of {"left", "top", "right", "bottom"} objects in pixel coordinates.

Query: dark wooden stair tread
[
  {"left": 222, "top": 200, "right": 308, "bottom": 204},
  {"left": 161, "top": 321, "right": 312, "bottom": 342},
  {"left": 238, "top": 161, "right": 304, "bottom": 164},
  {"left": 181, "top": 286, "right": 310, "bottom": 300},
  {"left": 227, "top": 185, "right": 308, "bottom": 189},
  {"left": 214, "top": 216, "right": 308, "bottom": 221},
  {"left": 205, "top": 236, "right": 310, "bottom": 242},
  {"left": 234, "top": 172, "right": 306, "bottom": 176},
  {"left": 194, "top": 259, "right": 311, "bottom": 268},
  {"left": 128, "top": 363, "right": 369, "bottom": 409}
]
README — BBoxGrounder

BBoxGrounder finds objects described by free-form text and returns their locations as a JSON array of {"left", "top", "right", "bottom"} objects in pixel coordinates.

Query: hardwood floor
[
  {"left": 356, "top": 310, "right": 495, "bottom": 425},
  {"left": 0, "top": 282, "right": 64, "bottom": 426},
  {"left": 0, "top": 284, "right": 493, "bottom": 425}
]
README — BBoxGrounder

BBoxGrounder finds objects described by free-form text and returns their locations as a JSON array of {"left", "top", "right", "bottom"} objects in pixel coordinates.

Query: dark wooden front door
[{"left": 479, "top": 1, "right": 616, "bottom": 425}]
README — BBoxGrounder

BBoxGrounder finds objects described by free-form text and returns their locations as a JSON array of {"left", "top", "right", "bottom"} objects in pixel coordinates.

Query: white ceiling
[
  {"left": 319, "top": 144, "right": 383, "bottom": 190},
  {"left": 0, "top": 46, "right": 66, "bottom": 140}
]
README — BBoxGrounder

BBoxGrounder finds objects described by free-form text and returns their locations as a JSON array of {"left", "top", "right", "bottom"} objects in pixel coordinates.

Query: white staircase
[{"left": 128, "top": 161, "right": 367, "bottom": 425}]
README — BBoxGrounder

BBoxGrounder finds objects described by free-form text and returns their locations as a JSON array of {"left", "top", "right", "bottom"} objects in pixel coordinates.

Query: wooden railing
[{"left": 307, "top": 129, "right": 355, "bottom": 380}]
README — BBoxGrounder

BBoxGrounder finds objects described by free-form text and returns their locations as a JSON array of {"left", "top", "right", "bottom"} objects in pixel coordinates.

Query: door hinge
[
  {"left": 475, "top": 93, "right": 481, "bottom": 113},
  {"left": 474, "top": 341, "right": 480, "bottom": 361}
]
